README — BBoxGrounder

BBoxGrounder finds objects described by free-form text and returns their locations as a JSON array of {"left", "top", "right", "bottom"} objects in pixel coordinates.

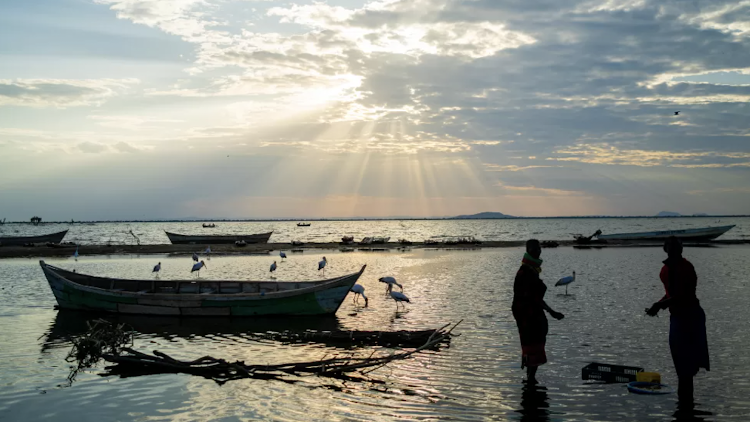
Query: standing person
[
  {"left": 645, "top": 236, "right": 710, "bottom": 405},
  {"left": 512, "top": 239, "right": 565, "bottom": 384}
]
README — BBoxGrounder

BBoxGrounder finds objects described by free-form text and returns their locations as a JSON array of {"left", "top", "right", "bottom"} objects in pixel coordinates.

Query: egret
[
  {"left": 73, "top": 246, "right": 79, "bottom": 261},
  {"left": 390, "top": 290, "right": 411, "bottom": 310},
  {"left": 318, "top": 257, "right": 327, "bottom": 274},
  {"left": 192, "top": 253, "right": 199, "bottom": 262},
  {"left": 270, "top": 261, "right": 277, "bottom": 273},
  {"left": 204, "top": 246, "right": 211, "bottom": 254},
  {"left": 555, "top": 271, "right": 576, "bottom": 295},
  {"left": 280, "top": 251, "right": 287, "bottom": 261},
  {"left": 191, "top": 260, "right": 207, "bottom": 275},
  {"left": 379, "top": 276, "right": 403, "bottom": 293},
  {"left": 350, "top": 284, "right": 368, "bottom": 307},
  {"left": 153, "top": 262, "right": 161, "bottom": 273}
]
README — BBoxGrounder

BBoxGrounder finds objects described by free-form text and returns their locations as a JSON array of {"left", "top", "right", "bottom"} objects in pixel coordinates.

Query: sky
[{"left": 1, "top": 0, "right": 750, "bottom": 220}]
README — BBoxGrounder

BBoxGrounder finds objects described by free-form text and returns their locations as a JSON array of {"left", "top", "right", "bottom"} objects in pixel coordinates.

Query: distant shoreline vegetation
[{"left": 2, "top": 214, "right": 748, "bottom": 224}]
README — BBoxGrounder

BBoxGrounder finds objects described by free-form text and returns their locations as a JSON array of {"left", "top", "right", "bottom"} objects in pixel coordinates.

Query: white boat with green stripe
[{"left": 40, "top": 261, "right": 365, "bottom": 316}]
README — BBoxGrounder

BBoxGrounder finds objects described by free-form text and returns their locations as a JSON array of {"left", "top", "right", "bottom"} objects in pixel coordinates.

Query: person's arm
[
  {"left": 646, "top": 266, "right": 671, "bottom": 316},
  {"left": 542, "top": 301, "right": 564, "bottom": 320}
]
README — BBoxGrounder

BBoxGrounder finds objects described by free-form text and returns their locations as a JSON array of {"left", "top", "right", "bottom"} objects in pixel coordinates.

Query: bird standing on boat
[
  {"left": 280, "top": 251, "right": 287, "bottom": 261},
  {"left": 350, "top": 284, "right": 368, "bottom": 307},
  {"left": 555, "top": 271, "right": 576, "bottom": 295},
  {"left": 379, "top": 276, "right": 403, "bottom": 293},
  {"left": 318, "top": 257, "right": 327, "bottom": 274},
  {"left": 191, "top": 260, "right": 207, "bottom": 274},
  {"left": 192, "top": 253, "right": 199, "bottom": 262},
  {"left": 390, "top": 290, "right": 410, "bottom": 310},
  {"left": 270, "top": 261, "right": 277, "bottom": 273}
]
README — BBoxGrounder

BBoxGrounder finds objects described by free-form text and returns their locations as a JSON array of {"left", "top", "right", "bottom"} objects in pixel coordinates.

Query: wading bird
[
  {"left": 192, "top": 253, "right": 199, "bottom": 262},
  {"left": 318, "top": 257, "right": 327, "bottom": 274},
  {"left": 73, "top": 246, "right": 79, "bottom": 261},
  {"left": 153, "top": 262, "right": 161, "bottom": 273},
  {"left": 379, "top": 276, "right": 403, "bottom": 293},
  {"left": 280, "top": 251, "right": 287, "bottom": 261},
  {"left": 390, "top": 290, "right": 410, "bottom": 310},
  {"left": 270, "top": 261, "right": 277, "bottom": 273},
  {"left": 555, "top": 271, "right": 576, "bottom": 295},
  {"left": 350, "top": 284, "right": 368, "bottom": 307},
  {"left": 191, "top": 260, "right": 207, "bottom": 275}
]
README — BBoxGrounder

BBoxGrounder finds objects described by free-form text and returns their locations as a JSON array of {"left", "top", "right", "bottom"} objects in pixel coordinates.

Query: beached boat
[
  {"left": 39, "top": 261, "right": 366, "bottom": 316},
  {"left": 165, "top": 231, "right": 272, "bottom": 245},
  {"left": 596, "top": 225, "right": 735, "bottom": 242},
  {"left": 297, "top": 223, "right": 311, "bottom": 227},
  {"left": 0, "top": 230, "right": 68, "bottom": 246}
]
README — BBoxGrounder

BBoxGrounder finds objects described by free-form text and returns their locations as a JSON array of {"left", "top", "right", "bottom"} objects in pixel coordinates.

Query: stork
[
  {"left": 192, "top": 253, "right": 199, "bottom": 262},
  {"left": 555, "top": 271, "right": 576, "bottom": 295},
  {"left": 153, "top": 262, "right": 161, "bottom": 273},
  {"left": 379, "top": 276, "right": 403, "bottom": 293},
  {"left": 390, "top": 290, "right": 410, "bottom": 310},
  {"left": 280, "top": 251, "right": 287, "bottom": 261},
  {"left": 318, "top": 257, "right": 327, "bottom": 275},
  {"left": 270, "top": 261, "right": 277, "bottom": 273},
  {"left": 191, "top": 260, "right": 207, "bottom": 275},
  {"left": 350, "top": 284, "right": 368, "bottom": 307}
]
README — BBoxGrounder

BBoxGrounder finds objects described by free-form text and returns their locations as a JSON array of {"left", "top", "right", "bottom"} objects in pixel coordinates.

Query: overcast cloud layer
[{"left": 1, "top": 0, "right": 749, "bottom": 219}]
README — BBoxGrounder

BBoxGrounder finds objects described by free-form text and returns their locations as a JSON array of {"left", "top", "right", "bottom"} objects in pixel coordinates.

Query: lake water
[
  {"left": 1, "top": 244, "right": 749, "bottom": 421},
  {"left": 1, "top": 217, "right": 748, "bottom": 245}
]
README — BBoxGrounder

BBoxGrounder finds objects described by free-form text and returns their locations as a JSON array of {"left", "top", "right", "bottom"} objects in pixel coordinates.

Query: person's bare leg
[
  {"left": 527, "top": 365, "right": 538, "bottom": 384},
  {"left": 677, "top": 376, "right": 694, "bottom": 406}
]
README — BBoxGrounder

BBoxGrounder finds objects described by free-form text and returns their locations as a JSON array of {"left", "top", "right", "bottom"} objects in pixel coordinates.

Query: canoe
[
  {"left": 297, "top": 223, "right": 311, "bottom": 227},
  {"left": 39, "top": 260, "right": 366, "bottom": 316},
  {"left": 596, "top": 225, "right": 735, "bottom": 241},
  {"left": 0, "top": 230, "right": 68, "bottom": 246},
  {"left": 165, "top": 231, "right": 272, "bottom": 244}
]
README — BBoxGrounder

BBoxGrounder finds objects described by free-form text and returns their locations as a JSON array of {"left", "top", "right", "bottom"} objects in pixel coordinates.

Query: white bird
[
  {"left": 318, "top": 257, "right": 328, "bottom": 272},
  {"left": 204, "top": 246, "right": 211, "bottom": 254},
  {"left": 191, "top": 260, "right": 207, "bottom": 274},
  {"left": 73, "top": 246, "right": 79, "bottom": 261},
  {"left": 270, "top": 261, "right": 277, "bottom": 273},
  {"left": 280, "top": 251, "right": 287, "bottom": 260},
  {"left": 350, "top": 284, "right": 368, "bottom": 307},
  {"left": 390, "top": 290, "right": 411, "bottom": 310},
  {"left": 555, "top": 271, "right": 576, "bottom": 295},
  {"left": 192, "top": 253, "right": 199, "bottom": 262},
  {"left": 379, "top": 276, "right": 403, "bottom": 293},
  {"left": 153, "top": 262, "right": 161, "bottom": 273}
]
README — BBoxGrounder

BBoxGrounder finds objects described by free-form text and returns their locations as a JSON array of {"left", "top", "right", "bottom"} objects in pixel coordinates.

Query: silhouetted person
[
  {"left": 646, "top": 236, "right": 709, "bottom": 405},
  {"left": 512, "top": 239, "right": 564, "bottom": 384}
]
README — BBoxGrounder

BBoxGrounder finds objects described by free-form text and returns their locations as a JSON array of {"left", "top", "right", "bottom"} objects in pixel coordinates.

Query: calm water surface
[
  {"left": 1, "top": 246, "right": 749, "bottom": 421},
  {"left": 0, "top": 217, "right": 748, "bottom": 245}
]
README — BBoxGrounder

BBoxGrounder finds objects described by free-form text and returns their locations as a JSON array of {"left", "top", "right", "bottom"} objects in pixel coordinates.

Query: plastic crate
[{"left": 582, "top": 362, "right": 643, "bottom": 383}]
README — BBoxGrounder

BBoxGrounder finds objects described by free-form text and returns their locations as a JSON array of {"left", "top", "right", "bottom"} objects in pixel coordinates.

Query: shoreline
[{"left": 1, "top": 239, "right": 748, "bottom": 258}]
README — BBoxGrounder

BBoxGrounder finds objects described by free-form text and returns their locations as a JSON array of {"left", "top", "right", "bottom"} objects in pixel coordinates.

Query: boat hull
[
  {"left": 0, "top": 230, "right": 68, "bottom": 246},
  {"left": 165, "top": 231, "right": 272, "bottom": 244},
  {"left": 40, "top": 261, "right": 364, "bottom": 316},
  {"left": 597, "top": 225, "right": 735, "bottom": 241}
]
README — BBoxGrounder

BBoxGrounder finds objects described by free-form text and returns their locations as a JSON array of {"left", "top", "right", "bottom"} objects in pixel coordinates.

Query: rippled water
[
  {"left": 0, "top": 217, "right": 748, "bottom": 245},
  {"left": 1, "top": 246, "right": 749, "bottom": 421}
]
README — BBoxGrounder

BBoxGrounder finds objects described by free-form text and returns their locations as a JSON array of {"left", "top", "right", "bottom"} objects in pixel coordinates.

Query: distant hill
[
  {"left": 453, "top": 212, "right": 515, "bottom": 219},
  {"left": 656, "top": 211, "right": 681, "bottom": 217}
]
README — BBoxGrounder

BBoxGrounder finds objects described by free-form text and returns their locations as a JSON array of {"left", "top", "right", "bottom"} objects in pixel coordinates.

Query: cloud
[
  {"left": 496, "top": 183, "right": 587, "bottom": 197},
  {"left": 550, "top": 143, "right": 750, "bottom": 167},
  {"left": 77, "top": 141, "right": 110, "bottom": 154},
  {"left": 0, "top": 79, "right": 139, "bottom": 108}
]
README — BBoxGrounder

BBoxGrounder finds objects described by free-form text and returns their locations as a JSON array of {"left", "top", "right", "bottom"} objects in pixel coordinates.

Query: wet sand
[{"left": 1, "top": 239, "right": 747, "bottom": 258}]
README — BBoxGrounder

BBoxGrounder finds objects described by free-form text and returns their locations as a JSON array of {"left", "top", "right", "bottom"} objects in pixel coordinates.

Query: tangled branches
[{"left": 65, "top": 319, "right": 133, "bottom": 383}]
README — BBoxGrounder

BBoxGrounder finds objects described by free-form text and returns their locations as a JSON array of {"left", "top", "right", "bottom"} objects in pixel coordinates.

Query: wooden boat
[
  {"left": 39, "top": 261, "right": 366, "bottom": 316},
  {"left": 202, "top": 223, "right": 216, "bottom": 228},
  {"left": 297, "top": 222, "right": 311, "bottom": 227},
  {"left": 0, "top": 230, "right": 68, "bottom": 246},
  {"left": 596, "top": 225, "right": 735, "bottom": 242},
  {"left": 165, "top": 231, "right": 272, "bottom": 244}
]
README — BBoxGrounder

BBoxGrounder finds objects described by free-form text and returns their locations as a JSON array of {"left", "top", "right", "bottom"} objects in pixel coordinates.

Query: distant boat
[
  {"left": 165, "top": 231, "right": 272, "bottom": 245},
  {"left": 596, "top": 225, "right": 735, "bottom": 242},
  {"left": 297, "top": 223, "right": 311, "bottom": 227},
  {"left": 202, "top": 223, "right": 216, "bottom": 228},
  {"left": 0, "top": 230, "right": 68, "bottom": 246},
  {"left": 360, "top": 236, "right": 390, "bottom": 245},
  {"left": 39, "top": 261, "right": 366, "bottom": 316}
]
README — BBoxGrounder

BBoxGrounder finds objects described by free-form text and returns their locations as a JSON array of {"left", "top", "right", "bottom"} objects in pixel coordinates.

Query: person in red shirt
[
  {"left": 513, "top": 239, "right": 565, "bottom": 384},
  {"left": 646, "top": 236, "right": 710, "bottom": 405}
]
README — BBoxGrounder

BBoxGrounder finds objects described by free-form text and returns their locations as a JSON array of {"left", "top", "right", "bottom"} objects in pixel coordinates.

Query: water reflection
[
  {"left": 41, "top": 310, "right": 343, "bottom": 352},
  {"left": 673, "top": 402, "right": 714, "bottom": 422},
  {"left": 516, "top": 384, "right": 551, "bottom": 422}
]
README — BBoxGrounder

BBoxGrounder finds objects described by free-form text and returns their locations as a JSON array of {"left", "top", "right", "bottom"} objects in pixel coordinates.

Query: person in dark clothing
[
  {"left": 646, "top": 236, "right": 710, "bottom": 404},
  {"left": 512, "top": 239, "right": 565, "bottom": 384}
]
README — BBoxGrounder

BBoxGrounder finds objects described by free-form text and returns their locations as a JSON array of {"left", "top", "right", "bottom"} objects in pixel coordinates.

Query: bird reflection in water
[{"left": 516, "top": 384, "right": 551, "bottom": 422}]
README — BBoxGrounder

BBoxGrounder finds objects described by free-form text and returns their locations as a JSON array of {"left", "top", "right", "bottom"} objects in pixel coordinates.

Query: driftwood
[
  {"left": 101, "top": 321, "right": 462, "bottom": 384},
  {"left": 64, "top": 319, "right": 133, "bottom": 383},
  {"left": 248, "top": 328, "right": 451, "bottom": 347}
]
